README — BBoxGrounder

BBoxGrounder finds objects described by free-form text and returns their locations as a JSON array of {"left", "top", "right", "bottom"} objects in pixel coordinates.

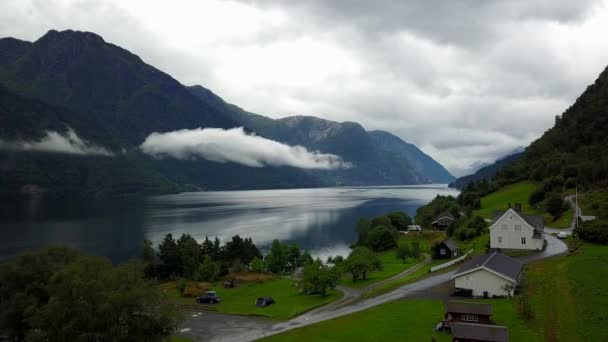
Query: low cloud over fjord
[
  {"left": 140, "top": 127, "right": 352, "bottom": 170},
  {"left": 0, "top": 128, "right": 113, "bottom": 156}
]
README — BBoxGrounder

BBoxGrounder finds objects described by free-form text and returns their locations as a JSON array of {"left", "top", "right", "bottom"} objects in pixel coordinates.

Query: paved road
[{"left": 179, "top": 234, "right": 567, "bottom": 342}]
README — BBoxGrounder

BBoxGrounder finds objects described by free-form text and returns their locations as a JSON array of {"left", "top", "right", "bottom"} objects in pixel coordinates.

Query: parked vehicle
[
  {"left": 255, "top": 296, "right": 275, "bottom": 308},
  {"left": 407, "top": 225, "right": 422, "bottom": 232},
  {"left": 557, "top": 232, "right": 569, "bottom": 239},
  {"left": 196, "top": 291, "right": 221, "bottom": 304}
]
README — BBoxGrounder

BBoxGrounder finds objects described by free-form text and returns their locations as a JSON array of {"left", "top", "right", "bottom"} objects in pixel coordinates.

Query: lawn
[
  {"left": 525, "top": 242, "right": 608, "bottom": 341},
  {"left": 339, "top": 232, "right": 443, "bottom": 289},
  {"left": 474, "top": 181, "right": 574, "bottom": 228},
  {"left": 259, "top": 300, "right": 451, "bottom": 342},
  {"left": 339, "top": 248, "right": 420, "bottom": 288},
  {"left": 260, "top": 298, "right": 539, "bottom": 342},
  {"left": 475, "top": 181, "right": 537, "bottom": 219},
  {"left": 162, "top": 277, "right": 341, "bottom": 320},
  {"left": 362, "top": 259, "right": 445, "bottom": 298}
]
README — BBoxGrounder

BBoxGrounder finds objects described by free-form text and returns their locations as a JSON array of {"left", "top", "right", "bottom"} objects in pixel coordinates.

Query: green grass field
[
  {"left": 339, "top": 248, "right": 420, "bottom": 288},
  {"left": 213, "top": 277, "right": 341, "bottom": 320},
  {"left": 474, "top": 181, "right": 573, "bottom": 228},
  {"left": 526, "top": 242, "right": 608, "bottom": 341},
  {"left": 475, "top": 181, "right": 537, "bottom": 218},
  {"left": 163, "top": 277, "right": 341, "bottom": 320},
  {"left": 339, "top": 232, "right": 443, "bottom": 289},
  {"left": 260, "top": 298, "right": 539, "bottom": 342}
]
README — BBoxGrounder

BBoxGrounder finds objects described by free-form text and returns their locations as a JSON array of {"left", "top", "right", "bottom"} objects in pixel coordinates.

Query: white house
[
  {"left": 489, "top": 204, "right": 544, "bottom": 251},
  {"left": 453, "top": 251, "right": 523, "bottom": 298}
]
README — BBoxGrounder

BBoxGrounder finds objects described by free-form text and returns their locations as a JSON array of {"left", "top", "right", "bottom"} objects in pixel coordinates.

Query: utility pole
[{"left": 575, "top": 185, "right": 578, "bottom": 229}]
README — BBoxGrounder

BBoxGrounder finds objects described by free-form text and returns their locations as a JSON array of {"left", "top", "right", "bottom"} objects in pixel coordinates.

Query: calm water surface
[{"left": 0, "top": 185, "right": 458, "bottom": 262}]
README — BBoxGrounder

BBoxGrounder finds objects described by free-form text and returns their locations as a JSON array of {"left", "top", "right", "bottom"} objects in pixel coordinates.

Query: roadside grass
[
  {"left": 339, "top": 249, "right": 420, "bottom": 288},
  {"left": 542, "top": 208, "right": 573, "bottom": 229},
  {"left": 259, "top": 300, "right": 451, "bottom": 342},
  {"left": 456, "top": 233, "right": 490, "bottom": 255},
  {"left": 472, "top": 299, "right": 542, "bottom": 341},
  {"left": 168, "top": 337, "right": 192, "bottom": 342},
  {"left": 526, "top": 242, "right": 608, "bottom": 341},
  {"left": 340, "top": 232, "right": 443, "bottom": 289},
  {"left": 260, "top": 298, "right": 539, "bottom": 342},
  {"left": 361, "top": 259, "right": 445, "bottom": 299},
  {"left": 162, "top": 277, "right": 341, "bottom": 320}
]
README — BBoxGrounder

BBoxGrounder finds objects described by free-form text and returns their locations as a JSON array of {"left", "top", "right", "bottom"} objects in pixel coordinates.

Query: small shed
[
  {"left": 444, "top": 301, "right": 493, "bottom": 327},
  {"left": 451, "top": 322, "right": 508, "bottom": 342},
  {"left": 432, "top": 211, "right": 455, "bottom": 230},
  {"left": 435, "top": 239, "right": 460, "bottom": 259},
  {"left": 453, "top": 252, "right": 523, "bottom": 298}
]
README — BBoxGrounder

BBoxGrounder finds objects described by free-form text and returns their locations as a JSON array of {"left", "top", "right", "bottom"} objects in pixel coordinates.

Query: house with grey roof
[
  {"left": 435, "top": 239, "right": 461, "bottom": 259},
  {"left": 433, "top": 211, "right": 456, "bottom": 230},
  {"left": 451, "top": 322, "right": 508, "bottom": 342},
  {"left": 453, "top": 251, "right": 523, "bottom": 298},
  {"left": 490, "top": 203, "right": 544, "bottom": 251}
]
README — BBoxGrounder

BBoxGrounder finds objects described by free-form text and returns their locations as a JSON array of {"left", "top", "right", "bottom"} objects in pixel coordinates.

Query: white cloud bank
[
  {"left": 140, "top": 127, "right": 352, "bottom": 170},
  {"left": 0, "top": 128, "right": 113, "bottom": 156}
]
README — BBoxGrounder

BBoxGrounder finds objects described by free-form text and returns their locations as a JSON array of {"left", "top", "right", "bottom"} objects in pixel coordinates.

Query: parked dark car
[
  {"left": 196, "top": 291, "right": 221, "bottom": 304},
  {"left": 452, "top": 288, "right": 473, "bottom": 297}
]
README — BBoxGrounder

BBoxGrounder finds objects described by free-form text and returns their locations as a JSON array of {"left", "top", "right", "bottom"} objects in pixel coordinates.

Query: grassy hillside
[
  {"left": 473, "top": 181, "right": 573, "bottom": 229},
  {"left": 261, "top": 298, "right": 539, "bottom": 342},
  {"left": 526, "top": 242, "right": 608, "bottom": 341}
]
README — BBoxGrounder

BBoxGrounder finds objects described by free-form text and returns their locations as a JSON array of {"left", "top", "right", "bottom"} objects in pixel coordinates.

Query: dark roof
[
  {"left": 437, "top": 210, "right": 455, "bottom": 220},
  {"left": 445, "top": 301, "right": 492, "bottom": 316},
  {"left": 493, "top": 210, "right": 544, "bottom": 231},
  {"left": 455, "top": 252, "right": 523, "bottom": 281},
  {"left": 442, "top": 239, "right": 459, "bottom": 252},
  {"left": 451, "top": 323, "right": 508, "bottom": 342}
]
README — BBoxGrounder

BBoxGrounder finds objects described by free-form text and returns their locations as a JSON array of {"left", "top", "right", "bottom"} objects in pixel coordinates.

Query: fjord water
[{"left": 0, "top": 186, "right": 458, "bottom": 262}]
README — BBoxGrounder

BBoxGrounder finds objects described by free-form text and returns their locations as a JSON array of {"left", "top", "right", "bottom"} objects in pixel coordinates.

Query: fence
[{"left": 430, "top": 249, "right": 473, "bottom": 273}]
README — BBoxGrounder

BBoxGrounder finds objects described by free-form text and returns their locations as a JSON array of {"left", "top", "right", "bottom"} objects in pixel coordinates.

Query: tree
[
  {"left": 197, "top": 256, "right": 220, "bottom": 281},
  {"left": 396, "top": 243, "right": 410, "bottom": 263},
  {"left": 157, "top": 234, "right": 180, "bottom": 278},
  {"left": 546, "top": 194, "right": 566, "bottom": 218},
  {"left": 287, "top": 243, "right": 303, "bottom": 271},
  {"left": 411, "top": 241, "right": 421, "bottom": 259},
  {"left": 222, "top": 235, "right": 261, "bottom": 265},
  {"left": 371, "top": 215, "right": 393, "bottom": 228},
  {"left": 266, "top": 240, "right": 288, "bottom": 274},
  {"left": 0, "top": 247, "right": 81, "bottom": 341},
  {"left": 366, "top": 225, "right": 398, "bottom": 252},
  {"left": 356, "top": 218, "right": 373, "bottom": 245},
  {"left": 345, "top": 247, "right": 382, "bottom": 281},
  {"left": 200, "top": 236, "right": 215, "bottom": 259},
  {"left": 140, "top": 239, "right": 156, "bottom": 278},
  {"left": 301, "top": 251, "right": 314, "bottom": 266},
  {"left": 177, "top": 234, "right": 201, "bottom": 279},
  {"left": 387, "top": 212, "right": 412, "bottom": 230},
  {"left": 300, "top": 260, "right": 341, "bottom": 297},
  {"left": 0, "top": 248, "right": 179, "bottom": 341},
  {"left": 250, "top": 257, "right": 266, "bottom": 273}
]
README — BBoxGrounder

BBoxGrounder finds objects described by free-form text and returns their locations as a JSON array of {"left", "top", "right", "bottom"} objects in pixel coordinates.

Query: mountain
[
  {"left": 0, "top": 29, "right": 454, "bottom": 196},
  {"left": 448, "top": 151, "right": 523, "bottom": 190},
  {"left": 367, "top": 130, "right": 454, "bottom": 183},
  {"left": 188, "top": 86, "right": 454, "bottom": 185}
]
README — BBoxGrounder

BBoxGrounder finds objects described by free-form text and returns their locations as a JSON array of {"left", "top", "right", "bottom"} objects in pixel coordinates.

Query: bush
[
  {"left": 182, "top": 282, "right": 211, "bottom": 297},
  {"left": 575, "top": 219, "right": 608, "bottom": 244},
  {"left": 197, "top": 256, "right": 220, "bottom": 281},
  {"left": 366, "top": 225, "right": 398, "bottom": 252},
  {"left": 529, "top": 189, "right": 545, "bottom": 206},
  {"left": 250, "top": 257, "right": 266, "bottom": 273}
]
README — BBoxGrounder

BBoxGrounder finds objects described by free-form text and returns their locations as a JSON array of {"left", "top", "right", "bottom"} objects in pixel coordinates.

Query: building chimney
[
  {"left": 515, "top": 202, "right": 522, "bottom": 213},
  {"left": 508, "top": 203, "right": 511, "bottom": 210}
]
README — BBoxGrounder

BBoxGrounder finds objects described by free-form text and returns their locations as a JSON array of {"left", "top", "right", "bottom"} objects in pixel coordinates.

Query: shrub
[
  {"left": 366, "top": 225, "right": 398, "bottom": 252},
  {"left": 182, "top": 282, "right": 211, "bottom": 297}
]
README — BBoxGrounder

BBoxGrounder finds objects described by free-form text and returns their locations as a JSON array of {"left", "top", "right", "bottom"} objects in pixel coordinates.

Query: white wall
[
  {"left": 454, "top": 268, "right": 514, "bottom": 297},
  {"left": 490, "top": 209, "right": 543, "bottom": 250}
]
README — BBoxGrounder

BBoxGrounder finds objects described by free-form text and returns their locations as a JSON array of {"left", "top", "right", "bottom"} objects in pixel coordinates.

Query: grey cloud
[
  {"left": 140, "top": 127, "right": 352, "bottom": 170},
  {"left": 0, "top": 128, "right": 113, "bottom": 156}
]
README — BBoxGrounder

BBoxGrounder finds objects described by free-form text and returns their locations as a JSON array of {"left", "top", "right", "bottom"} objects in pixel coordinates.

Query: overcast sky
[{"left": 2, "top": 0, "right": 608, "bottom": 176}]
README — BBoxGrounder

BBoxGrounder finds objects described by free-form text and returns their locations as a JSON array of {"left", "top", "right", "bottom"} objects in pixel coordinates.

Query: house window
[
  {"left": 515, "top": 225, "right": 521, "bottom": 232},
  {"left": 498, "top": 237, "right": 503, "bottom": 244},
  {"left": 440, "top": 248, "right": 446, "bottom": 255},
  {"left": 462, "top": 314, "right": 479, "bottom": 322},
  {"left": 502, "top": 224, "right": 508, "bottom": 230},
  {"left": 521, "top": 237, "right": 527, "bottom": 245}
]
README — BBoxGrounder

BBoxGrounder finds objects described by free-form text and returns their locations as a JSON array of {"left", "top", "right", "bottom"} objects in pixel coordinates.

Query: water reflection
[{"left": 0, "top": 185, "right": 458, "bottom": 262}]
